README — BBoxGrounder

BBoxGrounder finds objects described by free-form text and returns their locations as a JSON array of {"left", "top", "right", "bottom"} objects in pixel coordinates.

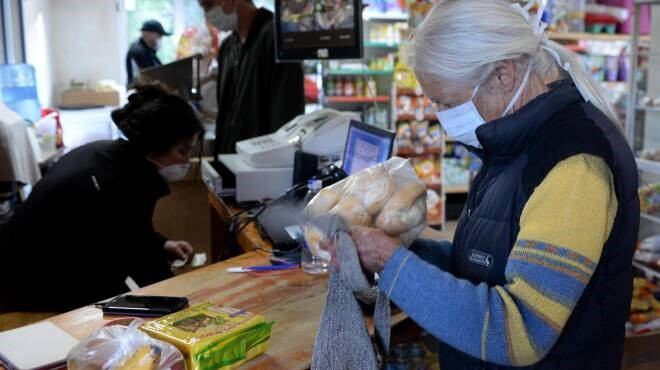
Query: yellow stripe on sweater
[
  {"left": 517, "top": 154, "right": 617, "bottom": 263},
  {"left": 495, "top": 286, "right": 539, "bottom": 366},
  {"left": 507, "top": 277, "right": 571, "bottom": 332}
]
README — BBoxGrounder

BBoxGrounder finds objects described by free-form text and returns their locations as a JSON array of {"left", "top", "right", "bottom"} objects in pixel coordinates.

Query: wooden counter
[{"left": 46, "top": 251, "right": 326, "bottom": 370}]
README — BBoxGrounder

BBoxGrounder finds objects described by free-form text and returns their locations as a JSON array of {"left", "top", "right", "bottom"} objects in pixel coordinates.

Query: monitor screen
[
  {"left": 274, "top": 0, "right": 363, "bottom": 61},
  {"left": 342, "top": 120, "right": 394, "bottom": 175}
]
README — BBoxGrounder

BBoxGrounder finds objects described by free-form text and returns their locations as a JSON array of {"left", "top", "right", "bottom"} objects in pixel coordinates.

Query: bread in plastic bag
[
  {"left": 304, "top": 157, "right": 427, "bottom": 261},
  {"left": 67, "top": 318, "right": 186, "bottom": 370}
]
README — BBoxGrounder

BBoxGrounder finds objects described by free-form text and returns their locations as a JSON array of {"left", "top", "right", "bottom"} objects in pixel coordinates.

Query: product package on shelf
[
  {"left": 628, "top": 278, "right": 660, "bottom": 336},
  {"left": 141, "top": 303, "right": 273, "bottom": 370}
]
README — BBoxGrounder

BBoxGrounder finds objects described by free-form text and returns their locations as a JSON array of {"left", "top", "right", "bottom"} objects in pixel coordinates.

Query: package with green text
[{"left": 141, "top": 303, "right": 273, "bottom": 370}]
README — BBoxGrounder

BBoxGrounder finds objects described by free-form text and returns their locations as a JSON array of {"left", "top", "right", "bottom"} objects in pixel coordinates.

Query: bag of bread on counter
[
  {"left": 67, "top": 318, "right": 186, "bottom": 370},
  {"left": 141, "top": 303, "right": 274, "bottom": 370},
  {"left": 304, "top": 156, "right": 427, "bottom": 262}
]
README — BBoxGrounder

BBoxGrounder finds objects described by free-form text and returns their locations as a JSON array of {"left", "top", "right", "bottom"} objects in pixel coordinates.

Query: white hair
[{"left": 407, "top": 0, "right": 619, "bottom": 124}]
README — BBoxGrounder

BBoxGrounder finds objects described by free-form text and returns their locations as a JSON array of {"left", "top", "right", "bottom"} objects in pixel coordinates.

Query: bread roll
[
  {"left": 376, "top": 183, "right": 427, "bottom": 235},
  {"left": 306, "top": 187, "right": 341, "bottom": 216},
  {"left": 329, "top": 195, "right": 372, "bottom": 226},
  {"left": 362, "top": 177, "right": 396, "bottom": 215}
]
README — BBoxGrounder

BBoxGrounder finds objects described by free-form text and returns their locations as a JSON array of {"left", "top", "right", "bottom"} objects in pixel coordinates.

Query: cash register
[{"left": 202, "top": 109, "right": 360, "bottom": 202}]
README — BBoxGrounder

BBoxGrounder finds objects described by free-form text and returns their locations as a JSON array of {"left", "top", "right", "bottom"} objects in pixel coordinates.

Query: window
[
  {"left": 125, "top": 0, "right": 205, "bottom": 65},
  {"left": 1, "top": 0, "right": 26, "bottom": 64}
]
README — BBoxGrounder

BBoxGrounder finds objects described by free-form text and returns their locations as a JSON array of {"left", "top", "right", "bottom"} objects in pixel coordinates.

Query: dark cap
[{"left": 141, "top": 19, "right": 171, "bottom": 36}]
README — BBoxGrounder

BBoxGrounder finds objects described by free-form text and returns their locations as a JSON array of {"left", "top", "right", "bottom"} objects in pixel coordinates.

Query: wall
[
  {"left": 50, "top": 0, "right": 125, "bottom": 103},
  {"left": 24, "top": 0, "right": 125, "bottom": 107},
  {"left": 23, "top": 0, "right": 54, "bottom": 107}
]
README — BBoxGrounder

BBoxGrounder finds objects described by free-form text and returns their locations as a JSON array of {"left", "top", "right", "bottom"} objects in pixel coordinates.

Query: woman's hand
[
  {"left": 164, "top": 240, "right": 194, "bottom": 261},
  {"left": 350, "top": 226, "right": 401, "bottom": 273}
]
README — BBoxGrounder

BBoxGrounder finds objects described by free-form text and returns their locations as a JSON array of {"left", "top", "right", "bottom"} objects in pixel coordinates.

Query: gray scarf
[{"left": 310, "top": 216, "right": 391, "bottom": 370}]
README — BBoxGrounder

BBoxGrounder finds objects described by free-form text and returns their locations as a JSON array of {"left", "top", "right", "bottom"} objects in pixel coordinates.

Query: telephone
[{"left": 235, "top": 109, "right": 360, "bottom": 168}]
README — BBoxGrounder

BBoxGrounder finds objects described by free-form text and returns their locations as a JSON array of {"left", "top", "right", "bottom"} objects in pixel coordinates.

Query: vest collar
[{"left": 474, "top": 79, "right": 582, "bottom": 162}]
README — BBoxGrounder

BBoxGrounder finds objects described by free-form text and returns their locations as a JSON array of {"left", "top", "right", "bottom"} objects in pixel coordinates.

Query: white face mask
[
  {"left": 435, "top": 62, "right": 532, "bottom": 149},
  {"left": 157, "top": 163, "right": 190, "bottom": 182},
  {"left": 205, "top": 5, "right": 237, "bottom": 31}
]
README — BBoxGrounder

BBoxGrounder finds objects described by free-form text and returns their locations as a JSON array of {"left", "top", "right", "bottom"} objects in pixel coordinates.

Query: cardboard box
[{"left": 59, "top": 90, "right": 120, "bottom": 108}]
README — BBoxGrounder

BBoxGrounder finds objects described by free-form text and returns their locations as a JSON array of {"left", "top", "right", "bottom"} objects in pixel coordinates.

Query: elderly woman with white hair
[{"left": 349, "top": 0, "right": 639, "bottom": 368}]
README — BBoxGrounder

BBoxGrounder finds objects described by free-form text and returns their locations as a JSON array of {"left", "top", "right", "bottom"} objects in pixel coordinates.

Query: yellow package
[{"left": 141, "top": 303, "right": 274, "bottom": 370}]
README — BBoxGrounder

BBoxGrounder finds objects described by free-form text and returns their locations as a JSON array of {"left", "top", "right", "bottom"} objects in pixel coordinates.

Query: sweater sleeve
[{"left": 378, "top": 154, "right": 618, "bottom": 366}]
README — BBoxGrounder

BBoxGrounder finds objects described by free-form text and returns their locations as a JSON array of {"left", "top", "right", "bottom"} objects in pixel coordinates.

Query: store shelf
[
  {"left": 633, "top": 261, "right": 660, "bottom": 281},
  {"left": 396, "top": 87, "right": 424, "bottom": 97},
  {"left": 425, "top": 182, "right": 442, "bottom": 190},
  {"left": 325, "top": 96, "right": 390, "bottom": 104},
  {"left": 445, "top": 185, "right": 469, "bottom": 194},
  {"left": 641, "top": 213, "right": 660, "bottom": 225},
  {"left": 326, "top": 69, "right": 393, "bottom": 76},
  {"left": 549, "top": 32, "right": 651, "bottom": 42},
  {"left": 636, "top": 158, "right": 660, "bottom": 175},
  {"left": 364, "top": 41, "right": 400, "bottom": 48},
  {"left": 362, "top": 10, "right": 409, "bottom": 22},
  {"left": 396, "top": 114, "right": 437, "bottom": 122},
  {"left": 637, "top": 106, "right": 660, "bottom": 113},
  {"left": 396, "top": 147, "right": 442, "bottom": 156}
]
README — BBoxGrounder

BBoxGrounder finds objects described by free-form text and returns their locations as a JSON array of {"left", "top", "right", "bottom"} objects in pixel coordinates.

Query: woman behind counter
[
  {"left": 348, "top": 0, "right": 639, "bottom": 369},
  {"left": 0, "top": 83, "right": 203, "bottom": 311}
]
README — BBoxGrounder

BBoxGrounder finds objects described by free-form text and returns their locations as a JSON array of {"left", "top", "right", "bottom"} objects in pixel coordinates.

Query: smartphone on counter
[{"left": 101, "top": 295, "right": 189, "bottom": 316}]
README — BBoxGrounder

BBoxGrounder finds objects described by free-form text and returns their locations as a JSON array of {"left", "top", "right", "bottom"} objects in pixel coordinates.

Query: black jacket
[
  {"left": 215, "top": 8, "right": 304, "bottom": 155},
  {"left": 0, "top": 140, "right": 173, "bottom": 311},
  {"left": 126, "top": 38, "right": 162, "bottom": 85},
  {"left": 442, "top": 81, "right": 639, "bottom": 369}
]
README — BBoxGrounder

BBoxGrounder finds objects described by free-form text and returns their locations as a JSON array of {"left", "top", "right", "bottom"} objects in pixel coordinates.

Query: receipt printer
[{"left": 203, "top": 109, "right": 359, "bottom": 202}]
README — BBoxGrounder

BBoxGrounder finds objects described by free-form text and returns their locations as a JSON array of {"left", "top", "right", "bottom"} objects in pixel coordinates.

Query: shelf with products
[
  {"left": 325, "top": 96, "right": 390, "bottom": 104},
  {"left": 364, "top": 41, "right": 401, "bottom": 49},
  {"left": 394, "top": 118, "right": 444, "bottom": 228},
  {"left": 396, "top": 114, "right": 437, "bottom": 122},
  {"left": 445, "top": 185, "right": 470, "bottom": 195},
  {"left": 549, "top": 32, "right": 651, "bottom": 43},
  {"left": 636, "top": 157, "right": 660, "bottom": 176},
  {"left": 326, "top": 69, "right": 393, "bottom": 76},
  {"left": 641, "top": 213, "right": 660, "bottom": 225},
  {"left": 633, "top": 261, "right": 660, "bottom": 281}
]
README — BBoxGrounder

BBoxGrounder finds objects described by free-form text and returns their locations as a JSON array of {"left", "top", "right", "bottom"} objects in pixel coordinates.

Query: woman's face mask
[
  {"left": 434, "top": 62, "right": 532, "bottom": 149},
  {"left": 148, "top": 137, "right": 196, "bottom": 182},
  {"left": 156, "top": 163, "right": 190, "bottom": 182}
]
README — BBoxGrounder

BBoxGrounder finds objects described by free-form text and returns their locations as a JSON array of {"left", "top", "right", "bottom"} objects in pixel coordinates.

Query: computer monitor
[
  {"left": 342, "top": 120, "right": 395, "bottom": 175},
  {"left": 274, "top": 0, "right": 363, "bottom": 61},
  {"left": 139, "top": 55, "right": 202, "bottom": 101}
]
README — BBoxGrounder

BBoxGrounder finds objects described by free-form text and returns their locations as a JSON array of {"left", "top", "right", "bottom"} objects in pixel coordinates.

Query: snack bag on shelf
[
  {"left": 141, "top": 303, "right": 273, "bottom": 370},
  {"left": 304, "top": 157, "right": 427, "bottom": 262},
  {"left": 67, "top": 319, "right": 185, "bottom": 370},
  {"left": 639, "top": 183, "right": 660, "bottom": 215}
]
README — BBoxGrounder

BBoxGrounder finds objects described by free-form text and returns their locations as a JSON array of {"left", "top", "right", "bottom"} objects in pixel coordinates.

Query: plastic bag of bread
[
  {"left": 67, "top": 318, "right": 186, "bottom": 370},
  {"left": 304, "top": 156, "right": 427, "bottom": 261}
]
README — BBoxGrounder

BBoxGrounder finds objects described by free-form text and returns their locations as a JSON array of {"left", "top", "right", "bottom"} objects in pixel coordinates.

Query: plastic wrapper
[
  {"left": 67, "top": 319, "right": 186, "bottom": 370},
  {"left": 141, "top": 303, "right": 273, "bottom": 370},
  {"left": 304, "top": 157, "right": 427, "bottom": 261}
]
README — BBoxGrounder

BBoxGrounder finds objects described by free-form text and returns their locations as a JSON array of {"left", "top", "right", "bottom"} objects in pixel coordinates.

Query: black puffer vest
[{"left": 439, "top": 81, "right": 640, "bottom": 370}]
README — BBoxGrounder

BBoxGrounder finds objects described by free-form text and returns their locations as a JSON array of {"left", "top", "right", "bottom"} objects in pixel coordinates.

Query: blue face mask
[{"left": 435, "top": 62, "right": 532, "bottom": 149}]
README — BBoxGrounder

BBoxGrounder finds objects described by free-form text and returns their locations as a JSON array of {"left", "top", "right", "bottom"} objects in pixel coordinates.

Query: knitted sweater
[{"left": 379, "top": 154, "right": 617, "bottom": 366}]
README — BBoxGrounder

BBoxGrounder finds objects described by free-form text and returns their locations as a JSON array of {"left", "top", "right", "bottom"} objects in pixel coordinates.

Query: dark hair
[{"left": 111, "top": 82, "right": 204, "bottom": 155}]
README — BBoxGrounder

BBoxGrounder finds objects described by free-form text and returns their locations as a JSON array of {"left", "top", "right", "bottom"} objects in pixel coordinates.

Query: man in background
[
  {"left": 198, "top": 0, "right": 305, "bottom": 155},
  {"left": 126, "top": 20, "right": 172, "bottom": 85}
]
